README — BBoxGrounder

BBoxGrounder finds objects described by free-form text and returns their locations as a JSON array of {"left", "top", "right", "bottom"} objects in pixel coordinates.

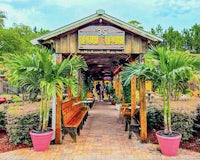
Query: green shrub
[
  {"left": 8, "top": 95, "right": 22, "bottom": 103},
  {"left": 147, "top": 106, "right": 194, "bottom": 141},
  {"left": 6, "top": 106, "right": 39, "bottom": 145},
  {"left": 171, "top": 112, "right": 194, "bottom": 141},
  {"left": 0, "top": 105, "right": 8, "bottom": 129},
  {"left": 147, "top": 106, "right": 163, "bottom": 130},
  {"left": 0, "top": 110, "right": 6, "bottom": 129},
  {"left": 193, "top": 105, "right": 200, "bottom": 132}
]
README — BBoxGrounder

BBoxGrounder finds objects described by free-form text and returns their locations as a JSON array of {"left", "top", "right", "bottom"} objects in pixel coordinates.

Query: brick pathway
[{"left": 0, "top": 101, "right": 199, "bottom": 160}]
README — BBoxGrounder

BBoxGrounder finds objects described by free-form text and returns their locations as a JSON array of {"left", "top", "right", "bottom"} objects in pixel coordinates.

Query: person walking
[
  {"left": 100, "top": 83, "right": 104, "bottom": 101},
  {"left": 105, "top": 82, "right": 112, "bottom": 101},
  {"left": 96, "top": 82, "right": 101, "bottom": 101}
]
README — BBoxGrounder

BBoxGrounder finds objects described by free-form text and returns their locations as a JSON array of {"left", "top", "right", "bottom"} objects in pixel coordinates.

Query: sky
[{"left": 0, "top": 0, "right": 199, "bottom": 32}]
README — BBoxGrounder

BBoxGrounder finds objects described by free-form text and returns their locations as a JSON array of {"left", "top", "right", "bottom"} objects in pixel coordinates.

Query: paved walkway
[{"left": 0, "top": 102, "right": 200, "bottom": 160}]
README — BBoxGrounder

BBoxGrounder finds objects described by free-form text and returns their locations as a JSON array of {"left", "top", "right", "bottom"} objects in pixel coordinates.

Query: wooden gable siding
[{"left": 52, "top": 31, "right": 147, "bottom": 54}]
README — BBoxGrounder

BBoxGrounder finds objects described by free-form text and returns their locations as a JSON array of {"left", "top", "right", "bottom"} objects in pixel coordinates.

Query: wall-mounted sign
[{"left": 78, "top": 25, "right": 125, "bottom": 50}]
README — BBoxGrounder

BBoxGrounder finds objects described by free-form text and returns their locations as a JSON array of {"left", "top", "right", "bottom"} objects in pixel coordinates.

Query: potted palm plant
[
  {"left": 122, "top": 47, "right": 200, "bottom": 156},
  {"left": 4, "top": 47, "right": 87, "bottom": 151}
]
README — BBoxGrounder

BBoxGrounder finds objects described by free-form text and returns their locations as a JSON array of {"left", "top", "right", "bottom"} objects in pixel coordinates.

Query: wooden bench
[
  {"left": 86, "top": 91, "right": 95, "bottom": 108},
  {"left": 124, "top": 106, "right": 140, "bottom": 139},
  {"left": 61, "top": 97, "right": 89, "bottom": 142},
  {"left": 76, "top": 94, "right": 95, "bottom": 109},
  {"left": 119, "top": 103, "right": 131, "bottom": 124}
]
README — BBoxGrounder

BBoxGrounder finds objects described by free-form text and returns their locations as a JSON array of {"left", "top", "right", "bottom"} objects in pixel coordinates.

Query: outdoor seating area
[
  {"left": 0, "top": 102, "right": 200, "bottom": 159},
  {"left": 0, "top": 5, "right": 200, "bottom": 159},
  {"left": 61, "top": 96, "right": 89, "bottom": 142}
]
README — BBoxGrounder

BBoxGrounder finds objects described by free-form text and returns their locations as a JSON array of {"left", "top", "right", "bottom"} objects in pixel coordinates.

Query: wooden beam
[
  {"left": 139, "top": 77, "right": 147, "bottom": 142},
  {"left": 55, "top": 54, "right": 62, "bottom": 144}
]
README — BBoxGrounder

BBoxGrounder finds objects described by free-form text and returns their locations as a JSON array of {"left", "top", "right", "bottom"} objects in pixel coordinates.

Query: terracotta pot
[
  {"left": 156, "top": 130, "right": 181, "bottom": 156},
  {"left": 111, "top": 100, "right": 116, "bottom": 105},
  {"left": 30, "top": 129, "right": 53, "bottom": 152}
]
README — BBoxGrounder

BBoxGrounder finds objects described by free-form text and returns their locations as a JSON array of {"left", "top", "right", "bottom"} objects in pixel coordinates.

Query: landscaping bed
[
  {"left": 147, "top": 96, "right": 200, "bottom": 153},
  {"left": 0, "top": 97, "right": 200, "bottom": 153},
  {"left": 147, "top": 129, "right": 200, "bottom": 153}
]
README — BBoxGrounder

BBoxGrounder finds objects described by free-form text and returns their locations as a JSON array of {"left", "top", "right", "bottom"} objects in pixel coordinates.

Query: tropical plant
[
  {"left": 122, "top": 83, "right": 131, "bottom": 103},
  {"left": 122, "top": 46, "right": 200, "bottom": 135},
  {"left": 4, "top": 47, "right": 87, "bottom": 132}
]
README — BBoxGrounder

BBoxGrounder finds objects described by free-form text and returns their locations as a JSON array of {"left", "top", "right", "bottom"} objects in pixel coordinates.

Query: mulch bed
[
  {"left": 0, "top": 129, "right": 199, "bottom": 153},
  {"left": 0, "top": 130, "right": 29, "bottom": 153}
]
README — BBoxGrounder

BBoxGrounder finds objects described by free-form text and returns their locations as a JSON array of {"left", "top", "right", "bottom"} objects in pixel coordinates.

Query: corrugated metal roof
[{"left": 31, "top": 9, "right": 163, "bottom": 45}]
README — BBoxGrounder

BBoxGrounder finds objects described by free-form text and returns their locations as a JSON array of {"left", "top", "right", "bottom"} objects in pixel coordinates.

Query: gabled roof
[{"left": 31, "top": 9, "right": 163, "bottom": 45}]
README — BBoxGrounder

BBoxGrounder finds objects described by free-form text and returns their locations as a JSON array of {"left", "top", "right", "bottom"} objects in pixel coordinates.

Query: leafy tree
[
  {"left": 179, "top": 24, "right": 200, "bottom": 53},
  {"left": 162, "top": 26, "right": 184, "bottom": 50},
  {"left": 190, "top": 24, "right": 200, "bottom": 53},
  {"left": 150, "top": 24, "right": 163, "bottom": 38},
  {"left": 129, "top": 20, "right": 144, "bottom": 30},
  {"left": 182, "top": 28, "right": 193, "bottom": 51},
  {"left": 0, "top": 11, "right": 6, "bottom": 28},
  {"left": 0, "top": 24, "right": 50, "bottom": 73},
  {"left": 32, "top": 26, "right": 49, "bottom": 35},
  {"left": 0, "top": 28, "right": 24, "bottom": 55},
  {"left": 150, "top": 24, "right": 200, "bottom": 54}
]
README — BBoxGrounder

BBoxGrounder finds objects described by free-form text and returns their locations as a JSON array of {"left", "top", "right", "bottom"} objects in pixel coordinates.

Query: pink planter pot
[
  {"left": 30, "top": 129, "right": 53, "bottom": 152},
  {"left": 156, "top": 130, "right": 181, "bottom": 156}
]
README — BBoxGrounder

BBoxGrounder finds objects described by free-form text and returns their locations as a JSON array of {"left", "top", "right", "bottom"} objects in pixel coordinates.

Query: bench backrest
[
  {"left": 75, "top": 96, "right": 82, "bottom": 102},
  {"left": 62, "top": 98, "right": 76, "bottom": 115},
  {"left": 61, "top": 96, "right": 83, "bottom": 118},
  {"left": 87, "top": 91, "right": 93, "bottom": 98}
]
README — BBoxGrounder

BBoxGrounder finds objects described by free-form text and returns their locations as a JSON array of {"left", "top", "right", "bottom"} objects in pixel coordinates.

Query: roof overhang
[{"left": 31, "top": 9, "right": 163, "bottom": 45}]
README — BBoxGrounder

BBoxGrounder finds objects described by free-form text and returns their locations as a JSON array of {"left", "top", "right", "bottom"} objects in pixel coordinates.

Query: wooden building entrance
[{"left": 32, "top": 9, "right": 162, "bottom": 144}]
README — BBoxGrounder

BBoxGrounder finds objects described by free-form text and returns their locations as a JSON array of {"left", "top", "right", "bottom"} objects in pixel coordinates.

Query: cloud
[
  {"left": 0, "top": 0, "right": 199, "bottom": 32},
  {"left": 1, "top": 0, "right": 30, "bottom": 2},
  {"left": 41, "top": 0, "right": 96, "bottom": 8},
  {"left": 0, "top": 3, "right": 46, "bottom": 29},
  {"left": 154, "top": 0, "right": 200, "bottom": 17}
]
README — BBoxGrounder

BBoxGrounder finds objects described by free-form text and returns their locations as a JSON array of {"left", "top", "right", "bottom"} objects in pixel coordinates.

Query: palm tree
[
  {"left": 122, "top": 46, "right": 200, "bottom": 134},
  {"left": 0, "top": 11, "right": 6, "bottom": 28},
  {"left": 4, "top": 47, "right": 87, "bottom": 132}
]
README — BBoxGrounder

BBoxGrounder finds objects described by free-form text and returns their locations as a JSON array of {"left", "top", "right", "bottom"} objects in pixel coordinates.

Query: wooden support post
[
  {"left": 139, "top": 77, "right": 147, "bottom": 142},
  {"left": 116, "top": 74, "right": 120, "bottom": 98},
  {"left": 131, "top": 77, "right": 136, "bottom": 117},
  {"left": 55, "top": 53, "right": 62, "bottom": 144},
  {"left": 67, "top": 74, "right": 72, "bottom": 99},
  {"left": 55, "top": 93, "right": 62, "bottom": 144},
  {"left": 113, "top": 75, "right": 116, "bottom": 91},
  {"left": 78, "top": 70, "right": 82, "bottom": 96},
  {"left": 67, "top": 86, "right": 72, "bottom": 99},
  {"left": 118, "top": 72, "right": 122, "bottom": 99}
]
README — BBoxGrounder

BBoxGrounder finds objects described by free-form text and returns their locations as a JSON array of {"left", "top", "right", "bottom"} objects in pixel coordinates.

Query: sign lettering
[{"left": 78, "top": 26, "right": 125, "bottom": 50}]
